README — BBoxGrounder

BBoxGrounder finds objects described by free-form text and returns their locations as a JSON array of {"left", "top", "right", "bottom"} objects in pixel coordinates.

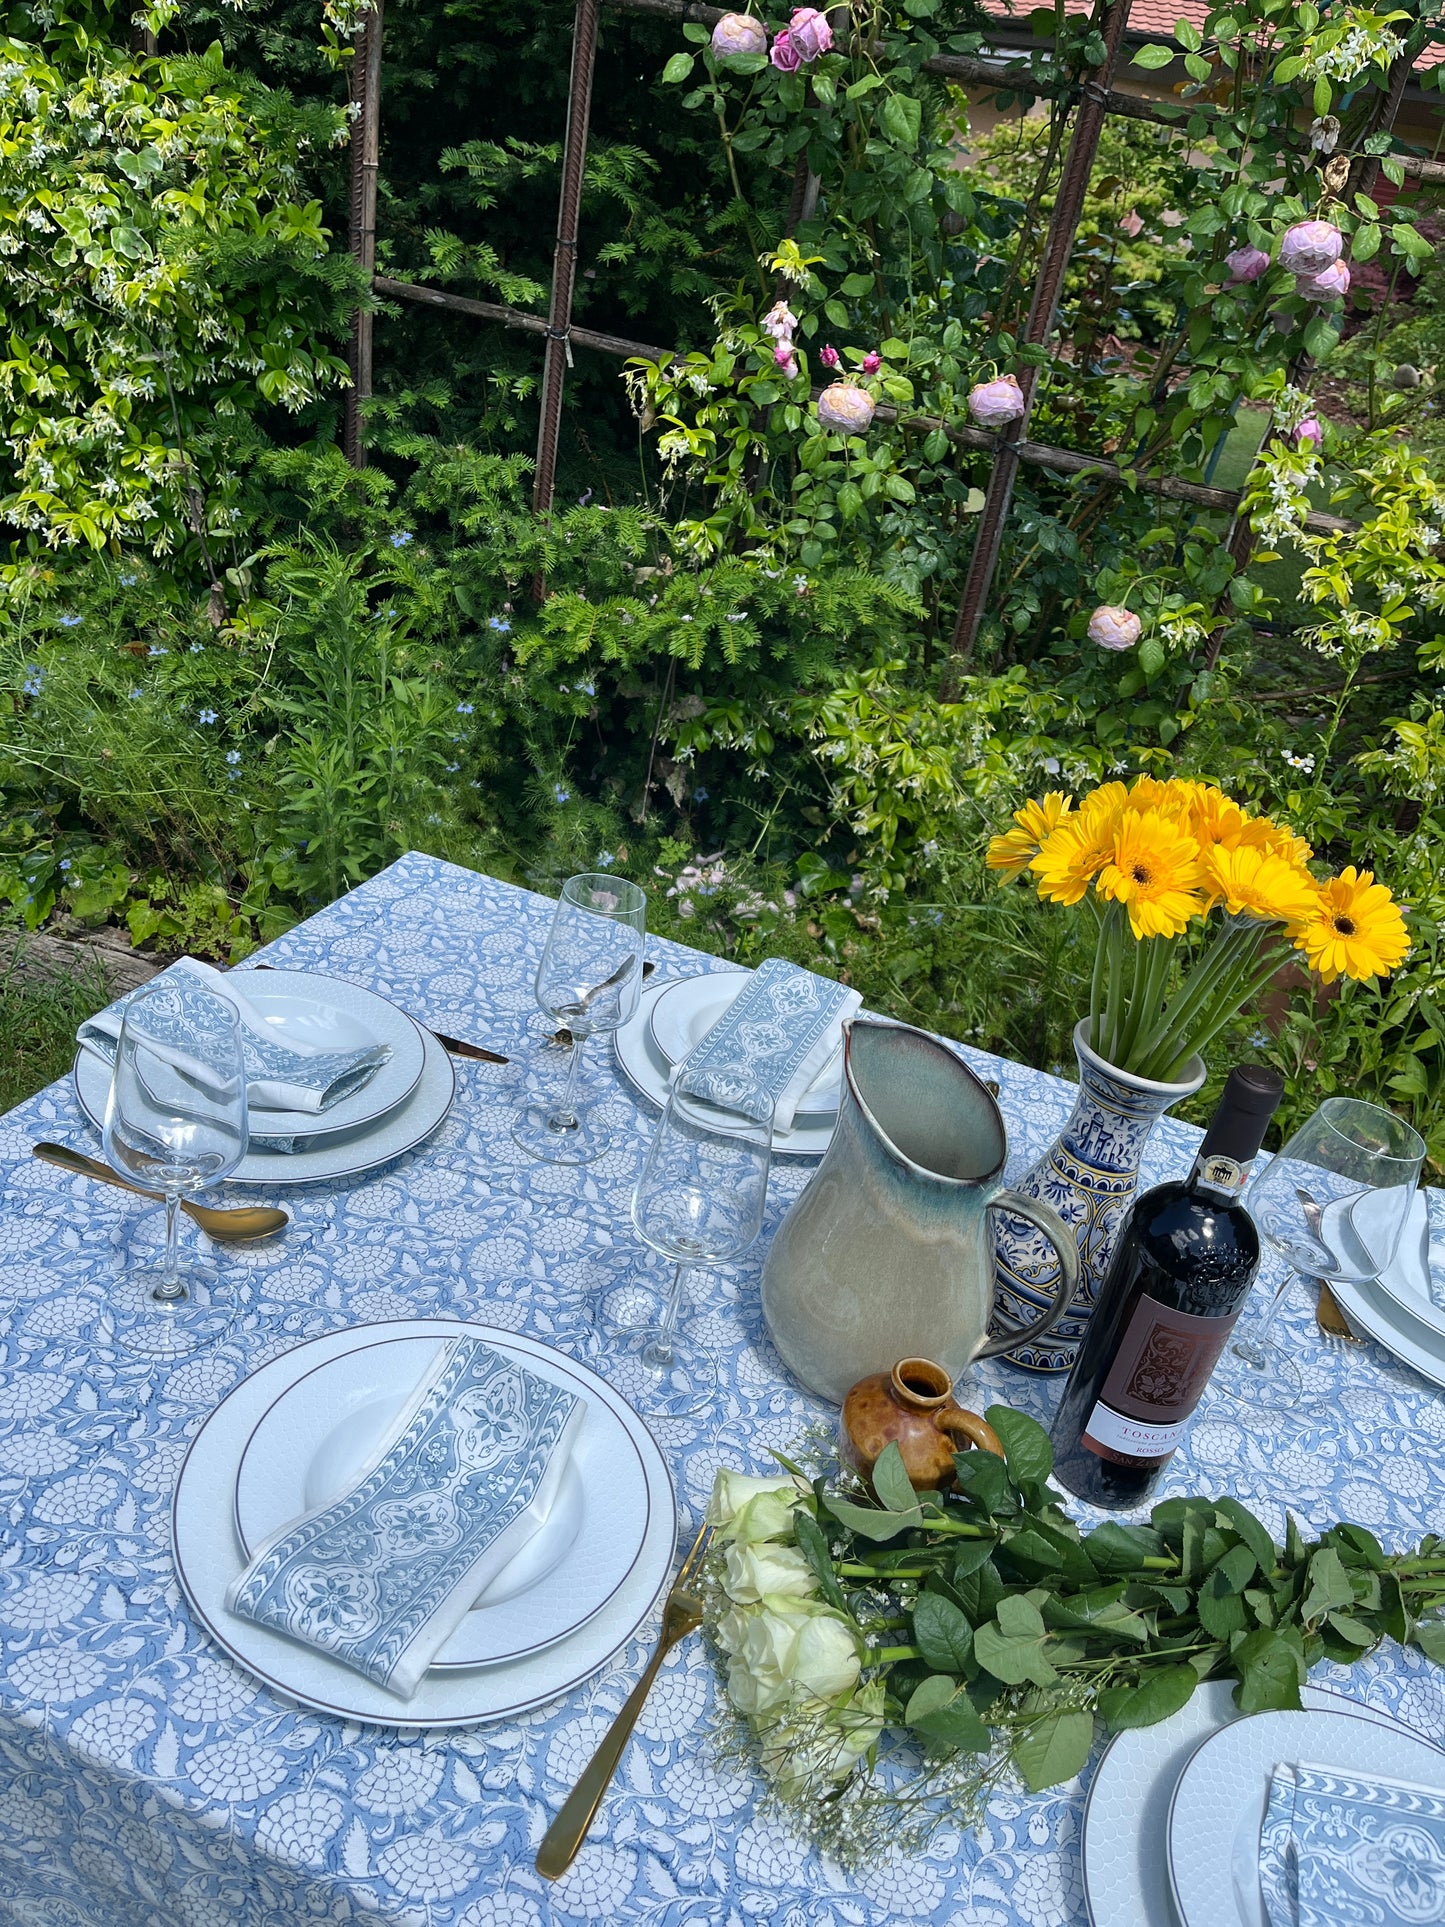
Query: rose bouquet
[
  {"left": 986, "top": 776, "right": 1409, "bottom": 1081},
  {"left": 705, "top": 1414, "right": 1445, "bottom": 1864}
]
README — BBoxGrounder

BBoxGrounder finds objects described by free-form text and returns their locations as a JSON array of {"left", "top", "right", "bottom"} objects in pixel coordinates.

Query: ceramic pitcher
[{"left": 761, "top": 1019, "right": 1080, "bottom": 1404}]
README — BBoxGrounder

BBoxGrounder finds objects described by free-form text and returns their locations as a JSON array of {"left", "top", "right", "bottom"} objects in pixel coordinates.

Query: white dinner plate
[
  {"left": 233, "top": 1333, "right": 651, "bottom": 1669},
  {"left": 173, "top": 1319, "right": 676, "bottom": 1727},
  {"left": 74, "top": 1024, "right": 456, "bottom": 1187},
  {"left": 615, "top": 981, "right": 834, "bottom": 1159},
  {"left": 1329, "top": 1264, "right": 1445, "bottom": 1393},
  {"left": 648, "top": 972, "right": 843, "bottom": 1115},
  {"left": 1082, "top": 1682, "right": 1429, "bottom": 1927},
  {"left": 1167, "top": 1703, "right": 1445, "bottom": 1927},
  {"left": 1372, "top": 1190, "right": 1445, "bottom": 1341}
]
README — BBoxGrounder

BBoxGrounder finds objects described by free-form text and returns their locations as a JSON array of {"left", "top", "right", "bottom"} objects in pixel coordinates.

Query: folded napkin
[
  {"left": 78, "top": 959, "right": 391, "bottom": 1117},
  {"left": 227, "top": 1337, "right": 585, "bottom": 1698},
  {"left": 1260, "top": 1759, "right": 1445, "bottom": 1927},
  {"left": 674, "top": 957, "right": 861, "bottom": 1131}
]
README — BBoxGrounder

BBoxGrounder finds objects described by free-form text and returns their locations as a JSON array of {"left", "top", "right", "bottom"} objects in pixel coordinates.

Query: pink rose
[
  {"left": 787, "top": 6, "right": 833, "bottom": 61},
  {"left": 1087, "top": 606, "right": 1141, "bottom": 651},
  {"left": 968, "top": 373, "right": 1026, "bottom": 428},
  {"left": 819, "top": 344, "right": 841, "bottom": 370},
  {"left": 1225, "top": 245, "right": 1270, "bottom": 284},
  {"left": 817, "top": 383, "right": 876, "bottom": 433},
  {"left": 769, "top": 28, "right": 801, "bottom": 71},
  {"left": 1294, "top": 417, "right": 1324, "bottom": 452},
  {"left": 861, "top": 350, "right": 881, "bottom": 375},
  {"left": 774, "top": 342, "right": 798, "bottom": 378},
  {"left": 711, "top": 12, "right": 767, "bottom": 55},
  {"left": 1278, "top": 219, "right": 1343, "bottom": 277},
  {"left": 1296, "top": 259, "right": 1350, "bottom": 303},
  {"left": 761, "top": 300, "right": 797, "bottom": 342}
]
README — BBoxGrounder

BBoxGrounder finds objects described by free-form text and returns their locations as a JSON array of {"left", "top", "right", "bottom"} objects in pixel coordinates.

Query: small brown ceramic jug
[{"left": 839, "top": 1357, "right": 1004, "bottom": 1494}]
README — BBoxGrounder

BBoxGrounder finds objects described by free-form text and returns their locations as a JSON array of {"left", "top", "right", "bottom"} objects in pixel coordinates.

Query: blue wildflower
[
  {"left": 578, "top": 679, "right": 595, "bottom": 696},
  {"left": 21, "top": 665, "right": 42, "bottom": 697},
  {"left": 390, "top": 530, "right": 414, "bottom": 548},
  {"left": 693, "top": 786, "right": 709, "bottom": 802},
  {"left": 197, "top": 708, "right": 218, "bottom": 725},
  {"left": 488, "top": 616, "right": 511, "bottom": 633},
  {"left": 120, "top": 573, "right": 137, "bottom": 586},
  {"left": 128, "top": 688, "right": 142, "bottom": 700},
  {"left": 190, "top": 642, "right": 204, "bottom": 654},
  {"left": 554, "top": 785, "right": 570, "bottom": 804},
  {"left": 226, "top": 750, "right": 241, "bottom": 766},
  {"left": 59, "top": 859, "right": 71, "bottom": 872},
  {"left": 57, "top": 614, "right": 82, "bottom": 628},
  {"left": 596, "top": 851, "right": 615, "bottom": 868},
  {"left": 148, "top": 644, "right": 168, "bottom": 657},
  {"left": 446, "top": 762, "right": 459, "bottom": 773},
  {"left": 456, "top": 702, "right": 474, "bottom": 716}
]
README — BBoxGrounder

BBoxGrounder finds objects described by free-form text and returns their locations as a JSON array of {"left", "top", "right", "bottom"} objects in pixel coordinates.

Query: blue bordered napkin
[
  {"left": 1260, "top": 1759, "right": 1445, "bottom": 1927},
  {"left": 674, "top": 957, "right": 861, "bottom": 1130},
  {"left": 226, "top": 1337, "right": 585, "bottom": 1698},
  {"left": 79, "top": 959, "right": 391, "bottom": 1119}
]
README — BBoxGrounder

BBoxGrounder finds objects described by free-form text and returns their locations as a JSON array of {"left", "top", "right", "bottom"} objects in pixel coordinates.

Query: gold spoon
[{"left": 32, "top": 1144, "right": 290, "bottom": 1243}]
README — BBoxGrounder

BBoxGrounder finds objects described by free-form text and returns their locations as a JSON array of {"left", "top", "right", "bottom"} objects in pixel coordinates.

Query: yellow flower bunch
[{"left": 988, "top": 777, "right": 1408, "bottom": 983}]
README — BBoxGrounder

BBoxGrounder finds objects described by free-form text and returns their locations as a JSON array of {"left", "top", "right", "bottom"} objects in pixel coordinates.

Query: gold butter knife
[{"left": 536, "top": 1522, "right": 713, "bottom": 1879}]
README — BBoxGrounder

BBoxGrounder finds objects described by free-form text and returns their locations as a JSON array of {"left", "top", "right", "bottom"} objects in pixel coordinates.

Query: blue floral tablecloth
[{"left": 0, "top": 850, "right": 1441, "bottom": 1927}]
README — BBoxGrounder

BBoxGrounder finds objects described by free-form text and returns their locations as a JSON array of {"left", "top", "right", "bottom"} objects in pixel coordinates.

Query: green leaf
[
  {"left": 1015, "top": 1710, "right": 1095, "bottom": 1792},
  {"left": 1132, "top": 43, "right": 1176, "bottom": 68},
  {"left": 1086, "top": 1522, "right": 1168, "bottom": 1574},
  {"left": 840, "top": 272, "right": 874, "bottom": 295},
  {"left": 846, "top": 72, "right": 887, "bottom": 97},
  {"left": 1097, "top": 1664, "right": 1199, "bottom": 1732},
  {"left": 1198, "top": 1583, "right": 1249, "bottom": 1640},
  {"left": 822, "top": 1494, "right": 923, "bottom": 1541},
  {"left": 1183, "top": 51, "right": 1212, "bottom": 81},
  {"left": 1301, "top": 1546, "right": 1355, "bottom": 1623},
  {"left": 1411, "top": 1617, "right": 1445, "bottom": 1664},
  {"left": 1304, "top": 316, "right": 1340, "bottom": 359},
  {"left": 905, "top": 1675, "right": 991, "bottom": 1752},
  {"left": 951, "top": 1537, "right": 1000, "bottom": 1584},
  {"left": 1353, "top": 223, "right": 1381, "bottom": 263},
  {"left": 997, "top": 1594, "right": 1046, "bottom": 1640},
  {"left": 1175, "top": 16, "right": 1203, "bottom": 49},
  {"left": 1138, "top": 633, "right": 1165, "bottom": 679},
  {"left": 998, "top": 1529, "right": 1065, "bottom": 1579},
  {"left": 1211, "top": 1543, "right": 1259, "bottom": 1595},
  {"left": 955, "top": 1558, "right": 1005, "bottom": 1625},
  {"left": 1332, "top": 1525, "right": 1386, "bottom": 1572},
  {"left": 985, "top": 1406, "right": 1054, "bottom": 1489},
  {"left": 1324, "top": 1611, "right": 1377, "bottom": 1648},
  {"left": 1232, "top": 1629, "right": 1305, "bottom": 1713},
  {"left": 881, "top": 92, "right": 923, "bottom": 149},
  {"left": 793, "top": 1511, "right": 847, "bottom": 1611},
  {"left": 1212, "top": 1499, "right": 1277, "bottom": 1574},
  {"left": 1042, "top": 1587, "right": 1150, "bottom": 1643},
  {"left": 662, "top": 52, "right": 695, "bottom": 83},
  {"left": 952, "top": 1448, "right": 1014, "bottom": 1517},
  {"left": 871, "top": 1442, "right": 919, "bottom": 1514},
  {"left": 913, "top": 1591, "right": 975, "bottom": 1674},
  {"left": 1382, "top": 157, "right": 1406, "bottom": 188},
  {"left": 1313, "top": 76, "right": 1333, "bottom": 116},
  {"left": 973, "top": 1622, "right": 1057, "bottom": 1687}
]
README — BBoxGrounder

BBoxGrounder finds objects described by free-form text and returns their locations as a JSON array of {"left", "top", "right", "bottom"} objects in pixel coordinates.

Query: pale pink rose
[
  {"left": 1119, "top": 209, "right": 1144, "bottom": 238},
  {"left": 1296, "top": 259, "right": 1350, "bottom": 303},
  {"left": 861, "top": 350, "right": 881, "bottom": 375},
  {"left": 773, "top": 342, "right": 799, "bottom": 378},
  {"left": 769, "top": 28, "right": 801, "bottom": 71},
  {"left": 711, "top": 12, "right": 768, "bottom": 56},
  {"left": 1294, "top": 416, "right": 1324, "bottom": 451},
  {"left": 1278, "top": 219, "right": 1343, "bottom": 277},
  {"left": 787, "top": 6, "right": 833, "bottom": 60},
  {"left": 816, "top": 383, "right": 875, "bottom": 432},
  {"left": 819, "top": 344, "right": 841, "bottom": 370},
  {"left": 1088, "top": 606, "right": 1141, "bottom": 651},
  {"left": 1225, "top": 245, "right": 1270, "bottom": 284},
  {"left": 968, "top": 373, "right": 1026, "bottom": 428},
  {"left": 760, "top": 300, "right": 797, "bottom": 342}
]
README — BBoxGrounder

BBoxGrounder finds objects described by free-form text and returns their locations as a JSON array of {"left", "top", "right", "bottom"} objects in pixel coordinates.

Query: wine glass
[
  {"left": 598, "top": 1084, "right": 774, "bottom": 1418},
  {"left": 512, "top": 873, "right": 647, "bottom": 1165},
  {"left": 102, "top": 979, "right": 249, "bottom": 1359},
  {"left": 1220, "top": 1097, "right": 1425, "bottom": 1404}
]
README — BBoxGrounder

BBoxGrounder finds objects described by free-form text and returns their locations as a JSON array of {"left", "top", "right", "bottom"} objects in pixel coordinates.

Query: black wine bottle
[{"left": 1050, "top": 1064, "right": 1285, "bottom": 1509}]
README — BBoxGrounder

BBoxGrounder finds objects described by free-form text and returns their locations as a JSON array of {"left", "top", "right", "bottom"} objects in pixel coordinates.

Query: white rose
[
  {"left": 705, "top": 1470, "right": 803, "bottom": 1541},
  {"left": 790, "top": 1609, "right": 862, "bottom": 1701},
  {"left": 756, "top": 1683, "right": 885, "bottom": 1796},
  {"left": 725, "top": 1598, "right": 861, "bottom": 1719},
  {"left": 727, "top": 1606, "right": 799, "bottom": 1716},
  {"left": 723, "top": 1541, "right": 817, "bottom": 1605},
  {"left": 715, "top": 1604, "right": 756, "bottom": 1656}
]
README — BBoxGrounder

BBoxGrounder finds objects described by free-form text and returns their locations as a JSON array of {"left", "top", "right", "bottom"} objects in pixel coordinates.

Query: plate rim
[
  {"left": 230, "top": 1331, "right": 652, "bottom": 1669},
  {"left": 647, "top": 969, "right": 842, "bottom": 1115},
  {"left": 1371, "top": 1190, "right": 1445, "bottom": 1338},
  {"left": 1329, "top": 1271, "right": 1445, "bottom": 1390},
  {"left": 1164, "top": 1701, "right": 1445, "bottom": 1927},
  {"left": 171, "top": 1318, "right": 676, "bottom": 1728}
]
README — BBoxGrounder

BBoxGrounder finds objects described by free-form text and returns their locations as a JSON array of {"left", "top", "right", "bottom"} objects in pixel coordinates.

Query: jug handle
[{"left": 975, "top": 1191, "right": 1080, "bottom": 1361}]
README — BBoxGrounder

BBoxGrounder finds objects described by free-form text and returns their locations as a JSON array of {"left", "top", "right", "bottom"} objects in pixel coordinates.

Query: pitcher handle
[{"left": 977, "top": 1190, "right": 1080, "bottom": 1361}]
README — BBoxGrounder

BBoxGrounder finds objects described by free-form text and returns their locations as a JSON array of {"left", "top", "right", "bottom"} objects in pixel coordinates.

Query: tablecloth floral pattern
[{"left": 0, "top": 851, "right": 1441, "bottom": 1927}]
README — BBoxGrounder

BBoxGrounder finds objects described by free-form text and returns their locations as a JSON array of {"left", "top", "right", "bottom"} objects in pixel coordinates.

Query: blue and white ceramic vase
[{"left": 991, "top": 1019, "right": 1206, "bottom": 1374}]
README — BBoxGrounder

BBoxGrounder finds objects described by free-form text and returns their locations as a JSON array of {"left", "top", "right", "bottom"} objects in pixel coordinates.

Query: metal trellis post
[{"left": 343, "top": 0, "right": 385, "bottom": 469}]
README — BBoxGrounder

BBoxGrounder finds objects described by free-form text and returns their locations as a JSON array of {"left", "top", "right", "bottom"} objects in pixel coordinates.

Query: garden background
[{"left": 3, "top": 0, "right": 1445, "bottom": 1166}]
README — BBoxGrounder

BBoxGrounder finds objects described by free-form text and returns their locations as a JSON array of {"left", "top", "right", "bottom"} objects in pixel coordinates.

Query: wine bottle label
[{"left": 1080, "top": 1293, "right": 1234, "bottom": 1466}]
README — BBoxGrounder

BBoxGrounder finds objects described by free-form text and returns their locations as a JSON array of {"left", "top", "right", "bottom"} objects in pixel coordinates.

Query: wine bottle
[{"left": 1050, "top": 1064, "right": 1285, "bottom": 1509}]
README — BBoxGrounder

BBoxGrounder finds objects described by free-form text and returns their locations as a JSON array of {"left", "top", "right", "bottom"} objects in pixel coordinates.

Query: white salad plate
[
  {"left": 173, "top": 1319, "right": 676, "bottom": 1728},
  {"left": 233, "top": 1332, "right": 652, "bottom": 1670},
  {"left": 1369, "top": 1189, "right": 1445, "bottom": 1342},
  {"left": 1166, "top": 1701, "right": 1445, "bottom": 1927},
  {"left": 648, "top": 971, "right": 844, "bottom": 1115},
  {"left": 75, "top": 1020, "right": 456, "bottom": 1188},
  {"left": 1082, "top": 1681, "right": 1430, "bottom": 1927},
  {"left": 615, "top": 981, "right": 834, "bottom": 1159}
]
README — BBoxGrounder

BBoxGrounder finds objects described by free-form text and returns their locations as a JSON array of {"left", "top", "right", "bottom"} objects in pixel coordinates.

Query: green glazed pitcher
[{"left": 761, "top": 1019, "right": 1080, "bottom": 1404}]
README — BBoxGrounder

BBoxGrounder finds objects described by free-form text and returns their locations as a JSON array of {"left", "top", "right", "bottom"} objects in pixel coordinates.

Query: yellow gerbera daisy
[
  {"left": 1296, "top": 868, "right": 1410, "bottom": 984},
  {"left": 1245, "top": 819, "right": 1315, "bottom": 866},
  {"left": 1186, "top": 782, "right": 1250, "bottom": 850},
  {"left": 1031, "top": 785, "right": 1127, "bottom": 905},
  {"left": 987, "top": 791, "right": 1075, "bottom": 880},
  {"left": 1096, "top": 810, "right": 1205, "bottom": 938},
  {"left": 1202, "top": 844, "right": 1320, "bottom": 931}
]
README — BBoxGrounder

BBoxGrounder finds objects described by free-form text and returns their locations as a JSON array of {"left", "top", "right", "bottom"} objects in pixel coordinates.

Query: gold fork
[
  {"left": 536, "top": 1521, "right": 713, "bottom": 1879},
  {"left": 1316, "top": 1280, "right": 1365, "bottom": 1346}
]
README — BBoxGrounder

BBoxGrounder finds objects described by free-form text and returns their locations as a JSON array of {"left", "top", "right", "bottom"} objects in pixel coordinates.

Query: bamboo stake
[{"left": 343, "top": 0, "right": 385, "bottom": 469}]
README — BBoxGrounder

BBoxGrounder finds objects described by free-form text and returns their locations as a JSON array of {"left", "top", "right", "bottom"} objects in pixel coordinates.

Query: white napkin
[
  {"left": 674, "top": 957, "right": 861, "bottom": 1131},
  {"left": 227, "top": 1337, "right": 586, "bottom": 1698},
  {"left": 77, "top": 959, "right": 391, "bottom": 1115}
]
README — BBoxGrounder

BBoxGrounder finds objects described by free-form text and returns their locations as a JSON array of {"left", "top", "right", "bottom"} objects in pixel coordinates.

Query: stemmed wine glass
[
  {"left": 1219, "top": 1096, "right": 1425, "bottom": 1405},
  {"left": 598, "top": 1084, "right": 774, "bottom": 1418},
  {"left": 102, "top": 979, "right": 249, "bottom": 1359},
  {"left": 512, "top": 873, "right": 647, "bottom": 1165}
]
